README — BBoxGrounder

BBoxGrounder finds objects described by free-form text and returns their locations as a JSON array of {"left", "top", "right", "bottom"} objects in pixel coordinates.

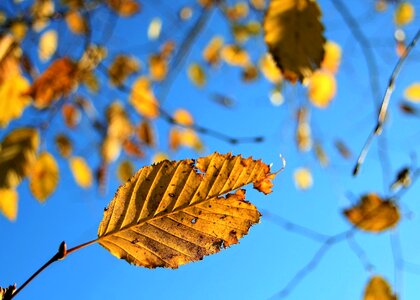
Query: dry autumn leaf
[
  {"left": 69, "top": 156, "right": 93, "bottom": 188},
  {"left": 404, "top": 82, "right": 420, "bottom": 102},
  {"left": 0, "top": 188, "right": 18, "bottom": 221},
  {"left": 221, "top": 44, "right": 250, "bottom": 67},
  {"left": 97, "top": 152, "right": 276, "bottom": 268},
  {"left": 65, "top": 10, "right": 88, "bottom": 35},
  {"left": 136, "top": 121, "right": 155, "bottom": 147},
  {"left": 343, "top": 193, "right": 400, "bottom": 232},
  {"left": 364, "top": 275, "right": 397, "bottom": 300},
  {"left": 29, "top": 151, "right": 59, "bottom": 202},
  {"left": 264, "top": 0, "right": 325, "bottom": 82},
  {"left": 108, "top": 55, "right": 140, "bottom": 86},
  {"left": 130, "top": 76, "right": 160, "bottom": 119},
  {"left": 62, "top": 103, "right": 81, "bottom": 128},
  {"left": 55, "top": 134, "right": 73, "bottom": 158}
]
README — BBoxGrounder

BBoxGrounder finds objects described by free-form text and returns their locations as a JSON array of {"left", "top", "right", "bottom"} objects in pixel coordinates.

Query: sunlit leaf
[
  {"left": 149, "top": 54, "right": 167, "bottom": 81},
  {"left": 173, "top": 109, "right": 194, "bottom": 126},
  {"left": 203, "top": 36, "right": 224, "bottom": 66},
  {"left": 38, "top": 29, "right": 57, "bottom": 61},
  {"left": 78, "top": 70, "right": 99, "bottom": 93},
  {"left": 221, "top": 45, "right": 250, "bottom": 67},
  {"left": 0, "top": 188, "right": 18, "bottom": 221},
  {"left": 394, "top": 1, "right": 415, "bottom": 26},
  {"left": 130, "top": 76, "right": 159, "bottom": 119},
  {"left": 65, "top": 10, "right": 88, "bottom": 35},
  {"left": 404, "top": 82, "right": 420, "bottom": 102},
  {"left": 364, "top": 275, "right": 397, "bottom": 300},
  {"left": 28, "top": 57, "right": 77, "bottom": 109},
  {"left": 321, "top": 41, "right": 341, "bottom": 74},
  {"left": 31, "top": 0, "right": 54, "bottom": 31},
  {"left": 259, "top": 53, "right": 282, "bottom": 84},
  {"left": 106, "top": 101, "right": 132, "bottom": 141},
  {"left": 117, "top": 160, "right": 134, "bottom": 183},
  {"left": 101, "top": 136, "right": 122, "bottom": 163},
  {"left": 55, "top": 134, "right": 73, "bottom": 158},
  {"left": 225, "top": 2, "right": 249, "bottom": 21},
  {"left": 0, "top": 128, "right": 39, "bottom": 189},
  {"left": 148, "top": 17, "right": 162, "bottom": 40},
  {"left": 293, "top": 167, "right": 312, "bottom": 190},
  {"left": 152, "top": 152, "right": 169, "bottom": 164},
  {"left": 307, "top": 70, "right": 336, "bottom": 108},
  {"left": 180, "top": 129, "right": 204, "bottom": 152},
  {"left": 343, "top": 193, "right": 399, "bottom": 232},
  {"left": 187, "top": 63, "right": 206, "bottom": 87},
  {"left": 136, "top": 120, "right": 155, "bottom": 147},
  {"left": 10, "top": 22, "right": 27, "bottom": 41},
  {"left": 62, "top": 103, "right": 81, "bottom": 128},
  {"left": 107, "top": 0, "right": 140, "bottom": 16},
  {"left": 169, "top": 127, "right": 181, "bottom": 151},
  {"left": 0, "top": 35, "right": 21, "bottom": 83},
  {"left": 29, "top": 151, "right": 59, "bottom": 202},
  {"left": 264, "top": 0, "right": 325, "bottom": 82},
  {"left": 232, "top": 21, "right": 261, "bottom": 43},
  {"left": 108, "top": 55, "right": 140, "bottom": 86},
  {"left": 69, "top": 156, "right": 93, "bottom": 188},
  {"left": 0, "top": 74, "right": 31, "bottom": 128},
  {"left": 97, "top": 152, "right": 276, "bottom": 268}
]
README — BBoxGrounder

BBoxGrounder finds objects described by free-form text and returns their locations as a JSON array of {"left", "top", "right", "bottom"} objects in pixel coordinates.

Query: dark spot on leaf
[
  {"left": 131, "top": 238, "right": 139, "bottom": 244},
  {"left": 220, "top": 214, "right": 227, "bottom": 219},
  {"left": 168, "top": 193, "right": 175, "bottom": 197}
]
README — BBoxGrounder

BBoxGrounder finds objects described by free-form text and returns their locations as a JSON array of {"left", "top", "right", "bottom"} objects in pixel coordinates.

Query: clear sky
[{"left": 1, "top": 0, "right": 420, "bottom": 299}]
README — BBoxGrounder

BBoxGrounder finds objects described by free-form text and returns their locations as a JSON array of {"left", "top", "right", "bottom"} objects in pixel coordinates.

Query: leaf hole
[{"left": 191, "top": 217, "right": 197, "bottom": 224}]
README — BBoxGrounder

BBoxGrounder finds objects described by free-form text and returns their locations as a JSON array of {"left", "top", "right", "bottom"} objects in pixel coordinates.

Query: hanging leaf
[
  {"left": 202, "top": 36, "right": 224, "bottom": 66},
  {"left": 173, "top": 109, "right": 194, "bottom": 126},
  {"left": 0, "top": 74, "right": 31, "bottom": 128},
  {"left": 106, "top": 101, "right": 132, "bottom": 141},
  {"left": 122, "top": 139, "right": 144, "bottom": 158},
  {"left": 55, "top": 134, "right": 73, "bottom": 158},
  {"left": 130, "top": 76, "right": 160, "bottom": 119},
  {"left": 0, "top": 128, "right": 39, "bottom": 189},
  {"left": 343, "top": 193, "right": 400, "bottom": 232},
  {"left": 250, "top": 0, "right": 266, "bottom": 10},
  {"left": 116, "top": 160, "right": 134, "bottom": 183},
  {"left": 321, "top": 41, "right": 341, "bottom": 74},
  {"left": 314, "top": 142, "right": 329, "bottom": 167},
  {"left": 293, "top": 167, "right": 313, "bottom": 190},
  {"left": 394, "top": 1, "right": 415, "bottom": 27},
  {"left": 62, "top": 103, "right": 81, "bottom": 128},
  {"left": 259, "top": 53, "right": 282, "bottom": 84},
  {"left": 179, "top": 129, "right": 204, "bottom": 152},
  {"left": 38, "top": 29, "right": 57, "bottom": 61},
  {"left": 263, "top": 0, "right": 325, "bottom": 82},
  {"left": 187, "top": 63, "right": 206, "bottom": 87},
  {"left": 390, "top": 167, "right": 411, "bottom": 191},
  {"left": 97, "top": 152, "right": 276, "bottom": 268},
  {"left": 101, "top": 136, "right": 122, "bottom": 163},
  {"left": 136, "top": 121, "right": 155, "bottom": 147},
  {"left": 0, "top": 188, "right": 18, "bottom": 221},
  {"left": 149, "top": 54, "right": 167, "bottom": 81},
  {"left": 29, "top": 151, "right": 59, "bottom": 202},
  {"left": 225, "top": 2, "right": 249, "bottom": 21},
  {"left": 307, "top": 70, "right": 336, "bottom": 108},
  {"left": 69, "top": 156, "right": 93, "bottom": 188},
  {"left": 107, "top": 0, "right": 140, "bottom": 17},
  {"left": 404, "top": 82, "right": 420, "bottom": 102},
  {"left": 108, "top": 55, "right": 140, "bottom": 86},
  {"left": 65, "top": 10, "right": 88, "bottom": 34},
  {"left": 364, "top": 275, "right": 397, "bottom": 300},
  {"left": 221, "top": 45, "right": 250, "bottom": 67}
]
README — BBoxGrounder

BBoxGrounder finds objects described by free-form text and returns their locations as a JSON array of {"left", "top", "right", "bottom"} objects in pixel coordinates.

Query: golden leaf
[
  {"left": 97, "top": 152, "right": 276, "bottom": 268},
  {"left": 343, "top": 193, "right": 400, "bottom": 232},
  {"left": 225, "top": 2, "right": 249, "bottom": 21},
  {"left": 106, "top": 101, "right": 132, "bottom": 141},
  {"left": 10, "top": 22, "right": 28, "bottom": 41},
  {"left": 180, "top": 129, "right": 204, "bottom": 152},
  {"left": 149, "top": 54, "right": 167, "bottom": 81},
  {"left": 0, "top": 188, "right": 18, "bottom": 221},
  {"left": 169, "top": 127, "right": 181, "bottom": 151},
  {"left": 55, "top": 134, "right": 73, "bottom": 158},
  {"left": 0, "top": 35, "right": 21, "bottom": 83},
  {"left": 136, "top": 121, "right": 155, "bottom": 147},
  {"left": 307, "top": 70, "right": 336, "bottom": 108},
  {"left": 264, "top": 0, "right": 325, "bottom": 82},
  {"left": 404, "top": 82, "right": 420, "bottom": 102},
  {"left": 108, "top": 55, "right": 140, "bottom": 86},
  {"left": 364, "top": 276, "right": 397, "bottom": 300},
  {"left": 0, "top": 74, "right": 31, "bottom": 128},
  {"left": 122, "top": 139, "right": 144, "bottom": 158},
  {"left": 62, "top": 103, "right": 81, "bottom": 128},
  {"left": 232, "top": 22, "right": 261, "bottom": 43},
  {"left": 202, "top": 36, "right": 224, "bottom": 66},
  {"left": 151, "top": 152, "right": 169, "bottom": 164},
  {"left": 321, "top": 41, "right": 341, "bottom": 74},
  {"left": 28, "top": 57, "right": 77, "bottom": 109},
  {"left": 130, "top": 76, "right": 159, "bottom": 119},
  {"left": 29, "top": 152, "right": 59, "bottom": 202},
  {"left": 173, "top": 109, "right": 194, "bottom": 126},
  {"left": 221, "top": 45, "right": 250, "bottom": 67},
  {"left": 250, "top": 0, "right": 266, "bottom": 10},
  {"left": 101, "top": 136, "right": 122, "bottom": 163},
  {"left": 107, "top": 0, "right": 140, "bottom": 16},
  {"left": 0, "top": 128, "right": 39, "bottom": 189},
  {"left": 65, "top": 10, "right": 88, "bottom": 34},
  {"left": 38, "top": 29, "right": 57, "bottom": 61},
  {"left": 69, "top": 156, "right": 93, "bottom": 188},
  {"left": 394, "top": 1, "right": 415, "bottom": 27},
  {"left": 259, "top": 53, "right": 282, "bottom": 83},
  {"left": 293, "top": 167, "right": 312, "bottom": 190},
  {"left": 117, "top": 160, "right": 134, "bottom": 183},
  {"left": 187, "top": 63, "right": 206, "bottom": 87},
  {"left": 31, "top": 0, "right": 55, "bottom": 31}
]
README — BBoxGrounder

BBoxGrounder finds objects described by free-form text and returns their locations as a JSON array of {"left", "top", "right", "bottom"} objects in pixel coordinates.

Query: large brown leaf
[
  {"left": 263, "top": 0, "right": 325, "bottom": 83},
  {"left": 98, "top": 152, "right": 275, "bottom": 268}
]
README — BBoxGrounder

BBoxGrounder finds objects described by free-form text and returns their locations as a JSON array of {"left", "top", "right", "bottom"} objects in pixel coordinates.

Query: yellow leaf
[
  {"left": 264, "top": 0, "right": 325, "bottom": 82},
  {"left": 136, "top": 121, "right": 155, "bottom": 147},
  {"left": 242, "top": 64, "right": 258, "bottom": 82},
  {"left": 364, "top": 276, "right": 397, "bottom": 300},
  {"left": 108, "top": 55, "right": 140, "bottom": 86},
  {"left": 259, "top": 53, "right": 282, "bottom": 83},
  {"left": 130, "top": 76, "right": 159, "bottom": 119},
  {"left": 343, "top": 193, "right": 400, "bottom": 232},
  {"left": 151, "top": 152, "right": 169, "bottom": 164},
  {"left": 293, "top": 167, "right": 312, "bottom": 190},
  {"left": 29, "top": 152, "right": 59, "bottom": 202},
  {"left": 38, "top": 29, "right": 58, "bottom": 62},
  {"left": 321, "top": 41, "right": 341, "bottom": 74},
  {"left": 0, "top": 188, "right": 18, "bottom": 221},
  {"left": 149, "top": 54, "right": 167, "bottom": 81},
  {"left": 10, "top": 22, "right": 27, "bottom": 41},
  {"left": 107, "top": 0, "right": 140, "bottom": 16},
  {"left": 65, "top": 10, "right": 88, "bottom": 35},
  {"left": 148, "top": 17, "right": 162, "bottom": 40},
  {"left": 221, "top": 45, "right": 250, "bottom": 67},
  {"left": 0, "top": 74, "right": 31, "bottom": 128},
  {"left": 97, "top": 152, "right": 276, "bottom": 268},
  {"left": 232, "top": 21, "right": 261, "bottom": 43},
  {"left": 116, "top": 160, "right": 134, "bottom": 183},
  {"left": 55, "top": 134, "right": 73, "bottom": 158},
  {"left": 106, "top": 101, "right": 132, "bottom": 141},
  {"left": 173, "top": 109, "right": 194, "bottom": 126},
  {"left": 307, "top": 70, "right": 336, "bottom": 108},
  {"left": 187, "top": 63, "right": 206, "bottom": 87},
  {"left": 0, "top": 35, "right": 21, "bottom": 83},
  {"left": 202, "top": 36, "right": 224, "bottom": 66},
  {"left": 69, "top": 156, "right": 93, "bottom": 188},
  {"left": 0, "top": 128, "right": 39, "bottom": 189},
  {"left": 225, "top": 2, "right": 249, "bottom": 21},
  {"left": 404, "top": 82, "right": 420, "bottom": 102},
  {"left": 180, "top": 129, "right": 204, "bottom": 152},
  {"left": 169, "top": 127, "right": 181, "bottom": 151},
  {"left": 394, "top": 1, "right": 415, "bottom": 26},
  {"left": 101, "top": 136, "right": 122, "bottom": 163}
]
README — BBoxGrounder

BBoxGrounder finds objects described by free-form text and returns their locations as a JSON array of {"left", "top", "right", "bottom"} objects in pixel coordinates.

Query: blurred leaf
[
  {"left": 364, "top": 275, "right": 397, "bottom": 300},
  {"left": 0, "top": 188, "right": 18, "bottom": 221},
  {"left": 293, "top": 167, "right": 313, "bottom": 190},
  {"left": 343, "top": 193, "right": 399, "bottom": 232},
  {"left": 390, "top": 167, "right": 411, "bottom": 191},
  {"left": 173, "top": 109, "right": 194, "bottom": 126},
  {"left": 107, "top": 0, "right": 140, "bottom": 16},
  {"left": 226, "top": 2, "right": 249, "bottom": 21},
  {"left": 29, "top": 152, "right": 59, "bottom": 202},
  {"left": 180, "top": 129, "right": 204, "bottom": 152},
  {"left": 69, "top": 156, "right": 93, "bottom": 188},
  {"left": 97, "top": 152, "right": 276, "bottom": 268},
  {"left": 148, "top": 17, "right": 162, "bottom": 40},
  {"left": 321, "top": 41, "right": 341, "bottom": 74},
  {"left": 55, "top": 134, "right": 73, "bottom": 158},
  {"left": 116, "top": 160, "right": 134, "bottom": 183},
  {"left": 221, "top": 44, "right": 250, "bottom": 67},
  {"left": 10, "top": 22, "right": 28, "bottom": 41},
  {"left": 250, "top": 0, "right": 266, "bottom": 10},
  {"left": 38, "top": 29, "right": 57, "bottom": 61},
  {"left": 404, "top": 82, "right": 420, "bottom": 102},
  {"left": 307, "top": 70, "right": 336, "bottom": 108},
  {"left": 394, "top": 1, "right": 415, "bottom": 26},
  {"left": 151, "top": 152, "right": 169, "bottom": 164},
  {"left": 259, "top": 53, "right": 282, "bottom": 84},
  {"left": 242, "top": 64, "right": 258, "bottom": 82},
  {"left": 130, "top": 76, "right": 159, "bottom": 119},
  {"left": 314, "top": 142, "right": 329, "bottom": 167},
  {"left": 62, "top": 103, "right": 81, "bottom": 128},
  {"left": 187, "top": 63, "right": 206, "bottom": 87},
  {"left": 264, "top": 0, "right": 325, "bottom": 82},
  {"left": 31, "top": 0, "right": 54, "bottom": 31},
  {"left": 136, "top": 120, "right": 155, "bottom": 147},
  {"left": 296, "top": 107, "right": 312, "bottom": 151},
  {"left": 122, "top": 139, "right": 144, "bottom": 158},
  {"left": 65, "top": 10, "right": 88, "bottom": 34},
  {"left": 108, "top": 55, "right": 140, "bottom": 86},
  {"left": 203, "top": 36, "right": 224, "bottom": 66},
  {"left": 101, "top": 136, "right": 122, "bottom": 163},
  {"left": 149, "top": 54, "right": 167, "bottom": 81},
  {"left": 334, "top": 140, "right": 352, "bottom": 159}
]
